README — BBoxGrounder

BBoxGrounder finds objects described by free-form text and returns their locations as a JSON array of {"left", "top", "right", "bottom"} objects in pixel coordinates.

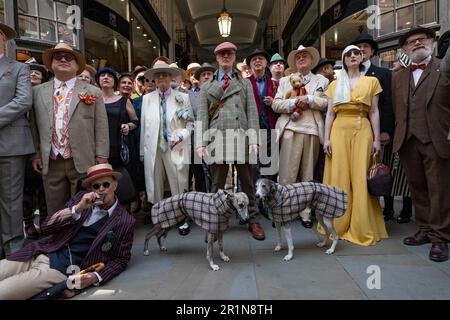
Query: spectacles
[
  {"left": 217, "top": 50, "right": 235, "bottom": 57},
  {"left": 344, "top": 49, "right": 361, "bottom": 58},
  {"left": 91, "top": 181, "right": 111, "bottom": 190},
  {"left": 405, "top": 36, "right": 431, "bottom": 46},
  {"left": 53, "top": 52, "right": 75, "bottom": 62}
]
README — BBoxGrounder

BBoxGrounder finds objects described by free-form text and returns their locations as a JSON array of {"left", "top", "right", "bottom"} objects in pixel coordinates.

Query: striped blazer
[
  {"left": 7, "top": 192, "right": 135, "bottom": 284},
  {"left": 264, "top": 182, "right": 347, "bottom": 223},
  {"left": 152, "top": 190, "right": 236, "bottom": 234}
]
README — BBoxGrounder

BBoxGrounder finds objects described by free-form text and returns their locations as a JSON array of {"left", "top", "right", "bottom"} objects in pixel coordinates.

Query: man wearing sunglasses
[
  {"left": 29, "top": 43, "right": 109, "bottom": 217},
  {"left": 0, "top": 163, "right": 135, "bottom": 299},
  {"left": 0, "top": 23, "right": 33, "bottom": 259}
]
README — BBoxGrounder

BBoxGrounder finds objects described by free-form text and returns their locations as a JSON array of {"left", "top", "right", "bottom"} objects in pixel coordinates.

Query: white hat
[
  {"left": 287, "top": 45, "right": 320, "bottom": 71},
  {"left": 144, "top": 63, "right": 181, "bottom": 79}
]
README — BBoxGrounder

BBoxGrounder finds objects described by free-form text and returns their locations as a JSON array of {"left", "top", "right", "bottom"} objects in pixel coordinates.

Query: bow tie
[{"left": 411, "top": 63, "right": 426, "bottom": 71}]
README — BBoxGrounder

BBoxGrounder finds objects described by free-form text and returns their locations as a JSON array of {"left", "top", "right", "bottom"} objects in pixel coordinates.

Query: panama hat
[
  {"left": 144, "top": 63, "right": 181, "bottom": 79},
  {"left": 0, "top": 23, "right": 17, "bottom": 40},
  {"left": 287, "top": 45, "right": 320, "bottom": 71},
  {"left": 42, "top": 42, "right": 85, "bottom": 75},
  {"left": 82, "top": 163, "right": 122, "bottom": 188}
]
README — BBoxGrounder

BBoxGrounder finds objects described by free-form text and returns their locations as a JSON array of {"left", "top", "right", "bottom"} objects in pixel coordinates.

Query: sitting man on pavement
[{"left": 0, "top": 163, "right": 136, "bottom": 300}]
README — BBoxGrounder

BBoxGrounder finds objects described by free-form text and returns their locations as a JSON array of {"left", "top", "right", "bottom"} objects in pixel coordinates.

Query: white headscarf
[{"left": 333, "top": 45, "right": 361, "bottom": 106}]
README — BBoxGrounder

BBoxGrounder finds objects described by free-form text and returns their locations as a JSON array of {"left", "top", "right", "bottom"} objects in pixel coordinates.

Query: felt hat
[
  {"left": 42, "top": 42, "right": 85, "bottom": 75},
  {"left": 270, "top": 53, "right": 286, "bottom": 65},
  {"left": 312, "top": 58, "right": 336, "bottom": 74},
  {"left": 350, "top": 33, "right": 379, "bottom": 55},
  {"left": 194, "top": 63, "right": 216, "bottom": 80},
  {"left": 246, "top": 49, "right": 271, "bottom": 65},
  {"left": 82, "top": 164, "right": 122, "bottom": 188},
  {"left": 399, "top": 25, "right": 436, "bottom": 47},
  {"left": 95, "top": 67, "right": 119, "bottom": 89}
]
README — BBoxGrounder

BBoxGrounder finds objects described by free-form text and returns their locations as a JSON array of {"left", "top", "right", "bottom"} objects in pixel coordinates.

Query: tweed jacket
[
  {"left": 196, "top": 71, "right": 259, "bottom": 163},
  {"left": 364, "top": 63, "right": 394, "bottom": 137},
  {"left": 7, "top": 191, "right": 136, "bottom": 284},
  {"left": 152, "top": 190, "right": 237, "bottom": 234},
  {"left": 263, "top": 182, "right": 347, "bottom": 224},
  {"left": 392, "top": 57, "right": 450, "bottom": 158},
  {"left": 272, "top": 72, "right": 329, "bottom": 144},
  {"left": 29, "top": 79, "right": 109, "bottom": 174},
  {"left": 0, "top": 56, "right": 34, "bottom": 156}
]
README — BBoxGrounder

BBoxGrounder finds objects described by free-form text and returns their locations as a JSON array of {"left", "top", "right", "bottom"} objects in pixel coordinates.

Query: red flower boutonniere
[{"left": 78, "top": 93, "right": 98, "bottom": 105}]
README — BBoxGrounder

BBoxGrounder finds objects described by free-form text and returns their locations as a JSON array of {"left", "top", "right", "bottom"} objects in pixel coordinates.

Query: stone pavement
[{"left": 73, "top": 206, "right": 450, "bottom": 300}]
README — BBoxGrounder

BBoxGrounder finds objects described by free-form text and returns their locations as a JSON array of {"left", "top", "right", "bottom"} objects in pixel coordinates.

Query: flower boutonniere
[
  {"left": 175, "top": 94, "right": 184, "bottom": 106},
  {"left": 78, "top": 93, "right": 98, "bottom": 105}
]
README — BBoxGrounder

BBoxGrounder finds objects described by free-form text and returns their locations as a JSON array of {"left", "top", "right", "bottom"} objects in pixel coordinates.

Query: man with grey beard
[{"left": 392, "top": 26, "right": 450, "bottom": 262}]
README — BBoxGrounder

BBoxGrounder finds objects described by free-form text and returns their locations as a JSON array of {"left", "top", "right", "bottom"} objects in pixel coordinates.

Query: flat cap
[{"left": 214, "top": 42, "right": 237, "bottom": 54}]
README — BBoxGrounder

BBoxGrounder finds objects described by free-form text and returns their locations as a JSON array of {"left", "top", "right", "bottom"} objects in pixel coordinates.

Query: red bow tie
[{"left": 411, "top": 63, "right": 426, "bottom": 71}]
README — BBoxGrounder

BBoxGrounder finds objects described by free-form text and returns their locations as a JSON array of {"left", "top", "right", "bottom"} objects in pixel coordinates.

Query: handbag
[
  {"left": 367, "top": 155, "right": 393, "bottom": 197},
  {"left": 120, "top": 134, "right": 130, "bottom": 165}
]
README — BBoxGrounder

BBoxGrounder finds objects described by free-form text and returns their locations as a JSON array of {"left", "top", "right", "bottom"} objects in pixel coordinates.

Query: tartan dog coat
[
  {"left": 264, "top": 182, "right": 348, "bottom": 224},
  {"left": 152, "top": 190, "right": 237, "bottom": 234}
]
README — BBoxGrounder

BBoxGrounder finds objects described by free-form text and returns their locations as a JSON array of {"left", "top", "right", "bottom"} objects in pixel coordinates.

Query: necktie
[
  {"left": 411, "top": 63, "right": 426, "bottom": 71},
  {"left": 54, "top": 81, "right": 66, "bottom": 105},
  {"left": 222, "top": 74, "right": 230, "bottom": 90},
  {"left": 159, "top": 94, "right": 168, "bottom": 152}
]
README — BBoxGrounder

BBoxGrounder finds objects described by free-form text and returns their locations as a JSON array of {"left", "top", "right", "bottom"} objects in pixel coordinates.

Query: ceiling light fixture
[{"left": 218, "top": 0, "right": 232, "bottom": 38}]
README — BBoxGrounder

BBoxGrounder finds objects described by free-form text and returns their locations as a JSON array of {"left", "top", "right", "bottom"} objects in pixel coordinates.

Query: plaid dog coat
[
  {"left": 152, "top": 190, "right": 236, "bottom": 234},
  {"left": 265, "top": 182, "right": 348, "bottom": 224}
]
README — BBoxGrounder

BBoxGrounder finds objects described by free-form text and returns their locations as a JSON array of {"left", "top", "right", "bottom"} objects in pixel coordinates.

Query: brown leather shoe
[
  {"left": 248, "top": 223, "right": 265, "bottom": 241},
  {"left": 403, "top": 230, "right": 430, "bottom": 246},
  {"left": 429, "top": 242, "right": 449, "bottom": 262}
]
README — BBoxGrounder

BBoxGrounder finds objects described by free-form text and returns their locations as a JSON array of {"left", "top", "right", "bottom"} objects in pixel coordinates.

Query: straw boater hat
[
  {"left": 0, "top": 23, "right": 17, "bottom": 40},
  {"left": 82, "top": 163, "right": 122, "bottom": 188},
  {"left": 287, "top": 45, "right": 320, "bottom": 71},
  {"left": 144, "top": 63, "right": 181, "bottom": 79},
  {"left": 42, "top": 42, "right": 86, "bottom": 75}
]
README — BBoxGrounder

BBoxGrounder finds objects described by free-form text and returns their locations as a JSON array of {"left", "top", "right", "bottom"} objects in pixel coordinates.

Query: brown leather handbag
[{"left": 367, "top": 155, "right": 393, "bottom": 197}]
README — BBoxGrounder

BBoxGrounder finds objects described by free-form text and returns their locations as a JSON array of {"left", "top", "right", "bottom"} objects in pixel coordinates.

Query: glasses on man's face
[
  {"left": 91, "top": 181, "right": 111, "bottom": 190},
  {"left": 344, "top": 49, "right": 361, "bottom": 58},
  {"left": 218, "top": 51, "right": 235, "bottom": 57},
  {"left": 405, "top": 37, "right": 430, "bottom": 47},
  {"left": 53, "top": 52, "right": 75, "bottom": 62}
]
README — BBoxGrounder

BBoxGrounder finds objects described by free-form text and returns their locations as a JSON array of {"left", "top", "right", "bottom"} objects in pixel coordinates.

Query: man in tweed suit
[
  {"left": 0, "top": 164, "right": 135, "bottom": 300},
  {"left": 196, "top": 42, "right": 264, "bottom": 240},
  {"left": 0, "top": 23, "right": 33, "bottom": 258}
]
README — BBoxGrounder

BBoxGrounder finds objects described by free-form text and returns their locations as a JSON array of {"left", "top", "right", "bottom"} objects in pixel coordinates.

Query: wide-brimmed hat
[
  {"left": 82, "top": 164, "right": 122, "bottom": 188},
  {"left": 246, "top": 49, "right": 271, "bottom": 66},
  {"left": 84, "top": 64, "right": 97, "bottom": 78},
  {"left": 312, "top": 58, "right": 336, "bottom": 74},
  {"left": 350, "top": 33, "right": 379, "bottom": 55},
  {"left": 270, "top": 53, "right": 286, "bottom": 65},
  {"left": 144, "top": 63, "right": 181, "bottom": 79},
  {"left": 0, "top": 23, "right": 17, "bottom": 40},
  {"left": 214, "top": 41, "right": 237, "bottom": 54},
  {"left": 399, "top": 25, "right": 436, "bottom": 47},
  {"left": 287, "top": 45, "right": 320, "bottom": 71},
  {"left": 437, "top": 30, "right": 450, "bottom": 59},
  {"left": 42, "top": 42, "right": 86, "bottom": 75},
  {"left": 194, "top": 63, "right": 216, "bottom": 80},
  {"left": 95, "top": 67, "right": 119, "bottom": 89}
]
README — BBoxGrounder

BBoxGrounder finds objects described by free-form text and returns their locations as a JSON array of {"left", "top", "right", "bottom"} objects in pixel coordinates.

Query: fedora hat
[
  {"left": 246, "top": 49, "right": 271, "bottom": 66},
  {"left": 287, "top": 45, "right": 320, "bottom": 71},
  {"left": 399, "top": 25, "right": 436, "bottom": 47},
  {"left": 144, "top": 63, "right": 181, "bottom": 80},
  {"left": 312, "top": 58, "right": 336, "bottom": 74},
  {"left": 25, "top": 60, "right": 48, "bottom": 82},
  {"left": 0, "top": 23, "right": 17, "bottom": 40},
  {"left": 82, "top": 163, "right": 122, "bottom": 188},
  {"left": 42, "top": 42, "right": 86, "bottom": 75},
  {"left": 351, "top": 33, "right": 379, "bottom": 55},
  {"left": 194, "top": 63, "right": 216, "bottom": 80}
]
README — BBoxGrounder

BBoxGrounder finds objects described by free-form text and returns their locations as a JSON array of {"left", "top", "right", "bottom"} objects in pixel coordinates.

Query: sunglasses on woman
[
  {"left": 52, "top": 52, "right": 76, "bottom": 62},
  {"left": 344, "top": 49, "right": 361, "bottom": 58},
  {"left": 91, "top": 181, "right": 111, "bottom": 190}
]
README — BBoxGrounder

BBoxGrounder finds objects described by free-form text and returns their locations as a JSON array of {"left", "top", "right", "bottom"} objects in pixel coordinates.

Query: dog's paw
[
  {"left": 316, "top": 241, "right": 326, "bottom": 248},
  {"left": 143, "top": 250, "right": 150, "bottom": 256},
  {"left": 283, "top": 254, "right": 293, "bottom": 261},
  {"left": 210, "top": 264, "right": 220, "bottom": 271},
  {"left": 274, "top": 245, "right": 282, "bottom": 252},
  {"left": 325, "top": 248, "right": 335, "bottom": 255},
  {"left": 220, "top": 254, "right": 230, "bottom": 262},
  {"left": 160, "top": 246, "right": 167, "bottom": 252}
]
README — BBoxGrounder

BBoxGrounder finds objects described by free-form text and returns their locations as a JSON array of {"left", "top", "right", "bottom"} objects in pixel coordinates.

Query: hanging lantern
[{"left": 218, "top": 0, "right": 232, "bottom": 38}]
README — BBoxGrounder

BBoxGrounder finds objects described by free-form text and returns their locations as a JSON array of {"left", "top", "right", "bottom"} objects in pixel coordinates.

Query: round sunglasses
[
  {"left": 53, "top": 52, "right": 76, "bottom": 62},
  {"left": 91, "top": 181, "right": 111, "bottom": 190}
]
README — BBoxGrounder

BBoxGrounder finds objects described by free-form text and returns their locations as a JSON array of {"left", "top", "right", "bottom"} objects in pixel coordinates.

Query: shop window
[
  {"left": 0, "top": 0, "right": 4, "bottom": 23},
  {"left": 377, "top": 0, "right": 437, "bottom": 37},
  {"left": 16, "top": 0, "right": 77, "bottom": 46}
]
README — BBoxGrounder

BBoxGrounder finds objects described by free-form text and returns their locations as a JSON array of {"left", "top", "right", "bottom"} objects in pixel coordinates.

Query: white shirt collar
[
  {"left": 93, "top": 197, "right": 119, "bottom": 217},
  {"left": 54, "top": 77, "right": 77, "bottom": 89}
]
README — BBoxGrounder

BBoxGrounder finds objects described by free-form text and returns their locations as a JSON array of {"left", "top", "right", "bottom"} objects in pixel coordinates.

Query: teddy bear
[{"left": 285, "top": 74, "right": 307, "bottom": 122}]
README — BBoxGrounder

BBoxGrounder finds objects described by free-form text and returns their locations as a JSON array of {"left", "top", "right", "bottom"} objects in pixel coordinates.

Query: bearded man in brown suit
[{"left": 392, "top": 26, "right": 450, "bottom": 262}]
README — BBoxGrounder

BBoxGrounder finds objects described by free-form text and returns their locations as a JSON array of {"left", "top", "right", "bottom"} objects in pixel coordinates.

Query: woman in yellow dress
[{"left": 321, "top": 45, "right": 388, "bottom": 246}]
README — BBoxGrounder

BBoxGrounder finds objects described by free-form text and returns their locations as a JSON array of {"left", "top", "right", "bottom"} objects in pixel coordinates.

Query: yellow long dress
[{"left": 320, "top": 76, "right": 388, "bottom": 246}]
